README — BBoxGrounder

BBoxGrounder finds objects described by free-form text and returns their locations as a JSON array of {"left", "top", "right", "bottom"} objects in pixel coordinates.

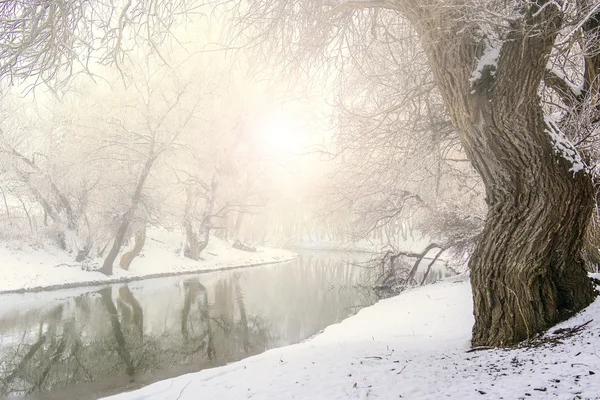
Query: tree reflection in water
[{"left": 0, "top": 253, "right": 384, "bottom": 399}]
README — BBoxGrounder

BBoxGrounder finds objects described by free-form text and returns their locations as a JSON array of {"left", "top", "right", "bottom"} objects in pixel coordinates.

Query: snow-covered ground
[
  {"left": 101, "top": 276, "right": 600, "bottom": 400},
  {"left": 0, "top": 229, "right": 296, "bottom": 294}
]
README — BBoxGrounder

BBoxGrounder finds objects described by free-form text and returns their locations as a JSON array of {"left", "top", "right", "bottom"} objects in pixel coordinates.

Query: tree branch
[{"left": 544, "top": 69, "right": 581, "bottom": 109}]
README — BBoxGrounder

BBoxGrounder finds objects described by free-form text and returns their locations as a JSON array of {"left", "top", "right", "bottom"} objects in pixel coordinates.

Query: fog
[
  {"left": 0, "top": 4, "right": 482, "bottom": 270},
  {"left": 2, "top": 1, "right": 599, "bottom": 399}
]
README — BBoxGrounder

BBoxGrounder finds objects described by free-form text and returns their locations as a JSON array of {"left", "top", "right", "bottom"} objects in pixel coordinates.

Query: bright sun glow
[{"left": 260, "top": 111, "right": 299, "bottom": 154}]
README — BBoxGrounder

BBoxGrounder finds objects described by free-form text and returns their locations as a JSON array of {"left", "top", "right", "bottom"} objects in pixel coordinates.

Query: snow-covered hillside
[{"left": 101, "top": 276, "right": 600, "bottom": 400}]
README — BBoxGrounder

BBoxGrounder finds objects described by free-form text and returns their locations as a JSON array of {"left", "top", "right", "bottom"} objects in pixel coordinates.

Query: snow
[
  {"left": 549, "top": 69, "right": 583, "bottom": 97},
  {"left": 544, "top": 114, "right": 587, "bottom": 174},
  {"left": 469, "top": 38, "right": 502, "bottom": 88},
  {"left": 100, "top": 276, "right": 600, "bottom": 400},
  {"left": 0, "top": 229, "right": 297, "bottom": 294}
]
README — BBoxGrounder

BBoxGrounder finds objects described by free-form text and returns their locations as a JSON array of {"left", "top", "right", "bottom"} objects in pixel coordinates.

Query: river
[
  {"left": 0, "top": 252, "right": 382, "bottom": 400},
  {"left": 0, "top": 250, "right": 452, "bottom": 400}
]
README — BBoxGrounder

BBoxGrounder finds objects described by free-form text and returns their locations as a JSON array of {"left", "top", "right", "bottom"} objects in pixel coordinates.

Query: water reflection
[{"left": 0, "top": 253, "right": 377, "bottom": 400}]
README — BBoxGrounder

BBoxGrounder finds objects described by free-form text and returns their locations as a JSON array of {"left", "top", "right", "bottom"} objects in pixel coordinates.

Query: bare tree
[
  {"left": 97, "top": 60, "right": 200, "bottom": 275},
  {"left": 0, "top": 0, "right": 192, "bottom": 88}
]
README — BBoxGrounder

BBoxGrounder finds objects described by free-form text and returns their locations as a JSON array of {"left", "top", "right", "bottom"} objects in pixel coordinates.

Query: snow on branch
[
  {"left": 548, "top": 69, "right": 583, "bottom": 97},
  {"left": 544, "top": 69, "right": 583, "bottom": 108},
  {"left": 555, "top": 1, "right": 600, "bottom": 46},
  {"left": 531, "top": 0, "right": 567, "bottom": 17},
  {"left": 544, "top": 114, "right": 587, "bottom": 175}
]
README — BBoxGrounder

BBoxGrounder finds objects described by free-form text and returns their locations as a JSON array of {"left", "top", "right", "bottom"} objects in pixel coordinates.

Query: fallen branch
[
  {"left": 552, "top": 320, "right": 593, "bottom": 336},
  {"left": 522, "top": 320, "right": 594, "bottom": 349},
  {"left": 466, "top": 346, "right": 495, "bottom": 353},
  {"left": 53, "top": 263, "right": 80, "bottom": 268}
]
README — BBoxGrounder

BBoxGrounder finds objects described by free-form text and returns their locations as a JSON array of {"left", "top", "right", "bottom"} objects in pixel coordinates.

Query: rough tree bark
[
  {"left": 579, "top": 2, "right": 600, "bottom": 270},
  {"left": 396, "top": 2, "right": 598, "bottom": 346},
  {"left": 584, "top": 214, "right": 600, "bottom": 272}
]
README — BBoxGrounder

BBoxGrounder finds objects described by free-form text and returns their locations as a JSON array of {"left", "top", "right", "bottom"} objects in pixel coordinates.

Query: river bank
[
  {"left": 0, "top": 230, "right": 296, "bottom": 294},
  {"left": 0, "top": 252, "right": 374, "bottom": 400},
  {"left": 101, "top": 275, "right": 600, "bottom": 400}
]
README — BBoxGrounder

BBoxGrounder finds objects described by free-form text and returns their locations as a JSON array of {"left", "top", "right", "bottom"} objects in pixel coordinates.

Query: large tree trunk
[
  {"left": 402, "top": 2, "right": 597, "bottom": 346},
  {"left": 467, "top": 110, "right": 595, "bottom": 346}
]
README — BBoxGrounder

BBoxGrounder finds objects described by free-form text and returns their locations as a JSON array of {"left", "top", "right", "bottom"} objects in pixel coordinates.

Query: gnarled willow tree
[{"left": 220, "top": 0, "right": 600, "bottom": 346}]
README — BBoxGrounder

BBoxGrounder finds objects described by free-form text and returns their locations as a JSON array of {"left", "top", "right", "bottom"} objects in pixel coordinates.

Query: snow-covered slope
[
  {"left": 0, "top": 231, "right": 296, "bottom": 293},
  {"left": 101, "top": 276, "right": 600, "bottom": 400}
]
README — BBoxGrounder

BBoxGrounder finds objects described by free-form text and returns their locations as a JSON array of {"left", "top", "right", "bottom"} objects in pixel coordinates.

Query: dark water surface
[{"left": 0, "top": 252, "right": 380, "bottom": 400}]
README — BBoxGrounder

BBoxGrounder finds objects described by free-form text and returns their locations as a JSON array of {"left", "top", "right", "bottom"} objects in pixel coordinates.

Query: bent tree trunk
[
  {"left": 467, "top": 111, "right": 595, "bottom": 346},
  {"left": 402, "top": 3, "right": 597, "bottom": 345},
  {"left": 100, "top": 154, "right": 155, "bottom": 275},
  {"left": 120, "top": 224, "right": 147, "bottom": 270}
]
